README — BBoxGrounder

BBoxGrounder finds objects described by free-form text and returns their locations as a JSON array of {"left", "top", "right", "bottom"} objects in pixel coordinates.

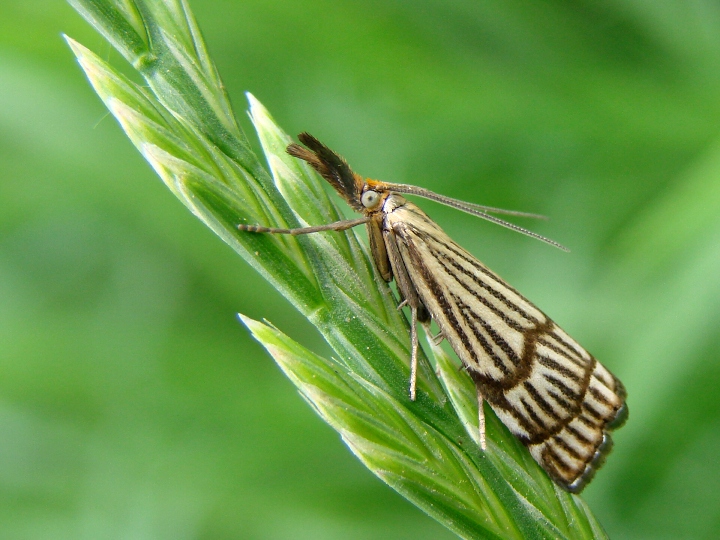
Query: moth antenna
[
  {"left": 473, "top": 212, "right": 569, "bottom": 252},
  {"left": 386, "top": 183, "right": 567, "bottom": 251},
  {"left": 452, "top": 201, "right": 548, "bottom": 220}
]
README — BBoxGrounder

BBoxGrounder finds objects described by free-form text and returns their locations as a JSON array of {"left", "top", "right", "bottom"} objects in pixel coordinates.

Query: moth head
[{"left": 287, "top": 133, "right": 365, "bottom": 211}]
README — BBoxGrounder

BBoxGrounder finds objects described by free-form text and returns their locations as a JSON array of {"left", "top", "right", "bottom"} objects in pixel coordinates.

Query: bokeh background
[{"left": 2, "top": 1, "right": 720, "bottom": 538}]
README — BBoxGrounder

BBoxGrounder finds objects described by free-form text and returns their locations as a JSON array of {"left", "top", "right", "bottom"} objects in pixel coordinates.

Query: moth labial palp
[{"left": 238, "top": 131, "right": 628, "bottom": 493}]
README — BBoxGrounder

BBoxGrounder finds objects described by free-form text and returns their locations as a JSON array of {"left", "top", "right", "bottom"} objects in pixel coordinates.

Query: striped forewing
[{"left": 384, "top": 198, "right": 627, "bottom": 491}]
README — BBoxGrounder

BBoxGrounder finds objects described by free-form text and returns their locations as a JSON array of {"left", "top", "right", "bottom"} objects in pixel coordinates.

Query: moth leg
[
  {"left": 432, "top": 330, "right": 445, "bottom": 345},
  {"left": 409, "top": 305, "right": 419, "bottom": 401},
  {"left": 384, "top": 230, "right": 428, "bottom": 401},
  {"left": 477, "top": 387, "right": 487, "bottom": 451}
]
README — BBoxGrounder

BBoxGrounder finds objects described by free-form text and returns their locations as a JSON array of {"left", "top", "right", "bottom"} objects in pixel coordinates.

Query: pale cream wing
[{"left": 384, "top": 199, "right": 627, "bottom": 491}]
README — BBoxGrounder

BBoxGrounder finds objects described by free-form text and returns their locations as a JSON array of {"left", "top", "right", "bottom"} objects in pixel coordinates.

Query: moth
[{"left": 239, "top": 133, "right": 628, "bottom": 493}]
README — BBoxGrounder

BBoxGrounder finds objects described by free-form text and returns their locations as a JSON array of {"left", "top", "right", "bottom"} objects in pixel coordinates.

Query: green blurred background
[{"left": 2, "top": 1, "right": 720, "bottom": 538}]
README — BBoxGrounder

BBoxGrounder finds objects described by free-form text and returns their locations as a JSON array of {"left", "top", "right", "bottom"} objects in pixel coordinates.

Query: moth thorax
[{"left": 382, "top": 193, "right": 407, "bottom": 213}]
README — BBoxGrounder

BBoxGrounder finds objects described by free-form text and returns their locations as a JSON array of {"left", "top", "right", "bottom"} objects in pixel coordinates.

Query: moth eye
[{"left": 361, "top": 190, "right": 380, "bottom": 208}]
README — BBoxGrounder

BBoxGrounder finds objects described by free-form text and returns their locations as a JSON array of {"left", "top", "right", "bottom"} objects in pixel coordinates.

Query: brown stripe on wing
[
  {"left": 414, "top": 223, "right": 544, "bottom": 319},
  {"left": 395, "top": 231, "right": 483, "bottom": 371},
  {"left": 520, "top": 396, "right": 553, "bottom": 433},
  {"left": 543, "top": 373, "right": 583, "bottom": 403},
  {"left": 528, "top": 345, "right": 627, "bottom": 492},
  {"left": 471, "top": 319, "right": 558, "bottom": 442},
  {"left": 537, "top": 354, "right": 583, "bottom": 384},
  {"left": 454, "top": 295, "right": 521, "bottom": 368},
  {"left": 397, "top": 223, "right": 524, "bottom": 380},
  {"left": 436, "top": 257, "right": 527, "bottom": 333},
  {"left": 546, "top": 387, "right": 577, "bottom": 414},
  {"left": 419, "top": 227, "right": 543, "bottom": 328},
  {"left": 455, "top": 297, "right": 513, "bottom": 377},
  {"left": 485, "top": 320, "right": 595, "bottom": 447},
  {"left": 537, "top": 337, "right": 589, "bottom": 370},
  {"left": 550, "top": 326, "right": 592, "bottom": 362}
]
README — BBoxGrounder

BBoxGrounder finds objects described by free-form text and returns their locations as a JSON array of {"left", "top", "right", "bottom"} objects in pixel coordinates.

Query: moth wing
[{"left": 384, "top": 200, "right": 627, "bottom": 492}]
